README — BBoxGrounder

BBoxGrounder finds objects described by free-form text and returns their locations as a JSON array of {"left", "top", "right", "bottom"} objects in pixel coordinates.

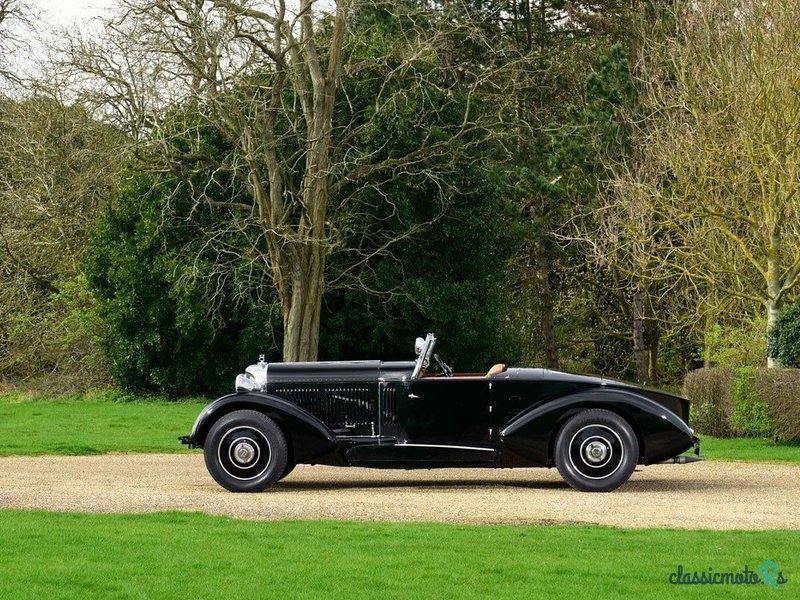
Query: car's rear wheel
[
  {"left": 278, "top": 461, "right": 296, "bottom": 481},
  {"left": 554, "top": 409, "right": 639, "bottom": 492},
  {"left": 204, "top": 410, "right": 288, "bottom": 492}
]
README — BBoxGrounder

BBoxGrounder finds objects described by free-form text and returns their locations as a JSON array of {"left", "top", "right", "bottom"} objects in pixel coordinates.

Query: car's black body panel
[
  {"left": 499, "top": 387, "right": 694, "bottom": 466},
  {"left": 186, "top": 360, "right": 697, "bottom": 472}
]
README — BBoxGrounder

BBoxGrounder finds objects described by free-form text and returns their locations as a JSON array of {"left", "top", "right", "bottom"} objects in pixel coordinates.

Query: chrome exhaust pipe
[{"left": 661, "top": 455, "right": 704, "bottom": 464}]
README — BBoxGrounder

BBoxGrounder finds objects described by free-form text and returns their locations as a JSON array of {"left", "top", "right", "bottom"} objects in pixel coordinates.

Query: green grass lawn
[
  {"left": 0, "top": 510, "right": 794, "bottom": 599},
  {"left": 0, "top": 397, "right": 796, "bottom": 599},
  {"left": 2, "top": 392, "right": 800, "bottom": 463},
  {"left": 0, "top": 392, "right": 204, "bottom": 456},
  {"left": 701, "top": 436, "right": 800, "bottom": 463}
]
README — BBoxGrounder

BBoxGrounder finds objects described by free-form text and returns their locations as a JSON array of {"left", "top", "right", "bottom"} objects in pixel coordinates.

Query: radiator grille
[{"left": 275, "top": 385, "right": 373, "bottom": 428}]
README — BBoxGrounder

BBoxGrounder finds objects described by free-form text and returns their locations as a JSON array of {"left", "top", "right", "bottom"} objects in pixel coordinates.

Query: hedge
[
  {"left": 752, "top": 369, "right": 800, "bottom": 442},
  {"left": 682, "top": 368, "right": 736, "bottom": 437},
  {"left": 683, "top": 367, "right": 800, "bottom": 442}
]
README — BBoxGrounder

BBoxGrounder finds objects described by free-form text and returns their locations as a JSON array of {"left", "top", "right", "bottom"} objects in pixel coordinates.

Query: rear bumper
[{"left": 179, "top": 435, "right": 196, "bottom": 449}]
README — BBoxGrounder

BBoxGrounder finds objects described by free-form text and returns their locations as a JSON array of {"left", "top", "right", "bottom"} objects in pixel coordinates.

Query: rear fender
[
  {"left": 187, "top": 392, "right": 336, "bottom": 462},
  {"left": 500, "top": 388, "right": 694, "bottom": 465}
]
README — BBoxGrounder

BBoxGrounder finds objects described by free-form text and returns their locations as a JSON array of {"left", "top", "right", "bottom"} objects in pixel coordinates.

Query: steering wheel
[{"left": 434, "top": 353, "right": 453, "bottom": 377}]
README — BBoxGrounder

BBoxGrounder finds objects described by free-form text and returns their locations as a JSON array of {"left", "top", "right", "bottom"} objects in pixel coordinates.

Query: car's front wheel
[
  {"left": 204, "top": 410, "right": 288, "bottom": 492},
  {"left": 554, "top": 409, "right": 639, "bottom": 492}
]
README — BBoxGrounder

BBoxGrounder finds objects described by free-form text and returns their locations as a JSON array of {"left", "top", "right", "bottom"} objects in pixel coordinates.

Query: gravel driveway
[{"left": 0, "top": 454, "right": 796, "bottom": 529}]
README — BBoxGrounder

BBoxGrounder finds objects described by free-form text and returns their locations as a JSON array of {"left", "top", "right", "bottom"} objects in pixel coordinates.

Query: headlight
[
  {"left": 235, "top": 373, "right": 258, "bottom": 392},
  {"left": 235, "top": 355, "right": 268, "bottom": 392}
]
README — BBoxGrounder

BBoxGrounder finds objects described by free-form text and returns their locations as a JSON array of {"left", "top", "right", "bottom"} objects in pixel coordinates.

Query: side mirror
[{"left": 414, "top": 337, "right": 426, "bottom": 356}]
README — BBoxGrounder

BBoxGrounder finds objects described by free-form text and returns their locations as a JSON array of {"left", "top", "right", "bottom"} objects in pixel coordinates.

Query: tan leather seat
[{"left": 486, "top": 363, "right": 506, "bottom": 377}]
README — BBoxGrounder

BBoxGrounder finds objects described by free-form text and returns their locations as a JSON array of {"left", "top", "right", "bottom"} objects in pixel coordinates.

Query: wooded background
[{"left": 2, "top": 0, "right": 798, "bottom": 396}]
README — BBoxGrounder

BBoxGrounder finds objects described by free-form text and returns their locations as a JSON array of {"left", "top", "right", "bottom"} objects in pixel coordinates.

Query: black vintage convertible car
[{"left": 180, "top": 334, "right": 701, "bottom": 492}]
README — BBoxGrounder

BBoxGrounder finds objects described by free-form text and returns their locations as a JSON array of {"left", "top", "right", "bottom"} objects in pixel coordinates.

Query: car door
[
  {"left": 346, "top": 376, "right": 499, "bottom": 467},
  {"left": 370, "top": 376, "right": 498, "bottom": 466},
  {"left": 398, "top": 378, "right": 492, "bottom": 444}
]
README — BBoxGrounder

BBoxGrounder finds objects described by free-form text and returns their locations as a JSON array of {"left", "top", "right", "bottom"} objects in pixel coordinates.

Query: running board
[{"left": 346, "top": 443, "right": 500, "bottom": 467}]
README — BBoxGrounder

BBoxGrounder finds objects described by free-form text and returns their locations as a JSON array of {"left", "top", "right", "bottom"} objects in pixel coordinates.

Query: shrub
[
  {"left": 682, "top": 368, "right": 736, "bottom": 437},
  {"left": 731, "top": 368, "right": 773, "bottom": 438},
  {"left": 84, "top": 170, "right": 282, "bottom": 397},
  {"left": 705, "top": 317, "right": 766, "bottom": 368},
  {"left": 0, "top": 274, "right": 111, "bottom": 393},
  {"left": 752, "top": 369, "right": 800, "bottom": 442},
  {"left": 684, "top": 367, "right": 800, "bottom": 441},
  {"left": 767, "top": 301, "right": 800, "bottom": 367}
]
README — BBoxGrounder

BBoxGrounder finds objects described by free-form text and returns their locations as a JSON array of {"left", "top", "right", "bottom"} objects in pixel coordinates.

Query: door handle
[{"left": 408, "top": 393, "right": 419, "bottom": 399}]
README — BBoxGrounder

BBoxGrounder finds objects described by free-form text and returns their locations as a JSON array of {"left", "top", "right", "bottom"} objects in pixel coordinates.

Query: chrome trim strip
[{"left": 397, "top": 443, "right": 495, "bottom": 452}]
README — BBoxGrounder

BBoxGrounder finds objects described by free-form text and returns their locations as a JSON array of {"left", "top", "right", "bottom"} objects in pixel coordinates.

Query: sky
[
  {"left": 8, "top": 1, "right": 314, "bottom": 85},
  {"left": 2, "top": 1, "right": 110, "bottom": 85},
  {"left": 30, "top": 0, "right": 109, "bottom": 25}
]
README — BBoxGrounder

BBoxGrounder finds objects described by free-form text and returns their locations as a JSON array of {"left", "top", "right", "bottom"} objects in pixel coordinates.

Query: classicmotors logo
[{"left": 669, "top": 562, "right": 788, "bottom": 589}]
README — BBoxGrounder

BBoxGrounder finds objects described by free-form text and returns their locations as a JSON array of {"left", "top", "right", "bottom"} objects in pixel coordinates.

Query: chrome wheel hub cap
[
  {"left": 584, "top": 441, "right": 608, "bottom": 464},
  {"left": 233, "top": 441, "right": 256, "bottom": 465}
]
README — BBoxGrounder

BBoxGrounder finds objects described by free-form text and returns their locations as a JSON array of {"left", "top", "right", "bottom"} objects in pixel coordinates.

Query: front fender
[
  {"left": 500, "top": 388, "right": 695, "bottom": 466},
  {"left": 186, "top": 392, "right": 336, "bottom": 462}
]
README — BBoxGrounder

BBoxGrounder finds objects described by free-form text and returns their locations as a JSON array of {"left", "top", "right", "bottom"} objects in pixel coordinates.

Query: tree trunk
[
  {"left": 281, "top": 251, "right": 325, "bottom": 362},
  {"left": 633, "top": 286, "right": 648, "bottom": 385},
  {"left": 703, "top": 313, "right": 714, "bottom": 368},
  {"left": 271, "top": 0, "right": 344, "bottom": 363},
  {"left": 261, "top": 125, "right": 331, "bottom": 363},
  {"left": 279, "top": 149, "right": 330, "bottom": 362},
  {"left": 646, "top": 323, "right": 659, "bottom": 386},
  {"left": 534, "top": 241, "right": 559, "bottom": 368},
  {"left": 766, "top": 251, "right": 781, "bottom": 368},
  {"left": 765, "top": 297, "right": 780, "bottom": 369}
]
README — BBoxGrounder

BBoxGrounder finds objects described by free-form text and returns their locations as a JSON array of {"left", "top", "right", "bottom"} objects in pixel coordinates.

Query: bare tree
[
  {"left": 589, "top": 156, "right": 690, "bottom": 384},
  {"left": 64, "top": 0, "right": 499, "bottom": 361},
  {"left": 628, "top": 0, "right": 800, "bottom": 367},
  {"left": 0, "top": 94, "right": 125, "bottom": 377},
  {"left": 0, "top": 0, "right": 32, "bottom": 85},
  {"left": 572, "top": 0, "right": 800, "bottom": 375}
]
